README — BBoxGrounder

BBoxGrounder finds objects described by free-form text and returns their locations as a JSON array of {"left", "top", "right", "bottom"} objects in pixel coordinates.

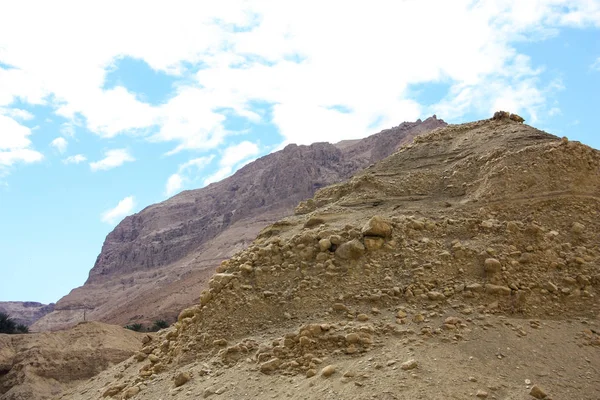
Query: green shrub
[
  {"left": 0, "top": 312, "right": 23, "bottom": 334},
  {"left": 151, "top": 320, "right": 169, "bottom": 331},
  {"left": 16, "top": 324, "right": 29, "bottom": 333},
  {"left": 124, "top": 323, "right": 144, "bottom": 332}
]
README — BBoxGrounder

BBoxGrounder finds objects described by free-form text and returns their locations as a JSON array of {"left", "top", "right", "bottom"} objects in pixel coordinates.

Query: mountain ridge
[{"left": 32, "top": 116, "right": 446, "bottom": 331}]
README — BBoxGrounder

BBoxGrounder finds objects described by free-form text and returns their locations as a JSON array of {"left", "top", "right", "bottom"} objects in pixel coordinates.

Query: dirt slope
[
  {"left": 59, "top": 116, "right": 599, "bottom": 399},
  {"left": 33, "top": 117, "right": 445, "bottom": 331},
  {"left": 0, "top": 322, "right": 145, "bottom": 400}
]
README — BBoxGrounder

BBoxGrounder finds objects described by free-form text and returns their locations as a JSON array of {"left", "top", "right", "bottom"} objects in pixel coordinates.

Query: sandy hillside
[
  {"left": 58, "top": 115, "right": 600, "bottom": 399},
  {"left": 0, "top": 322, "right": 146, "bottom": 400}
]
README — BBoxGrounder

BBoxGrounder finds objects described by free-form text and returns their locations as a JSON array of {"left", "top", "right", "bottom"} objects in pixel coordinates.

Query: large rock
[
  {"left": 335, "top": 239, "right": 366, "bottom": 260},
  {"left": 361, "top": 216, "right": 393, "bottom": 238}
]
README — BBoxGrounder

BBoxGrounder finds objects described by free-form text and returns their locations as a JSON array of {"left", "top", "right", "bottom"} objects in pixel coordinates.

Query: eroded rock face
[{"left": 35, "top": 117, "right": 447, "bottom": 331}]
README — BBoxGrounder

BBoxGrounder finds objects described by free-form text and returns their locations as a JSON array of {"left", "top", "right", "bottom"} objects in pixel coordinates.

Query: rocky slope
[
  {"left": 0, "top": 322, "right": 145, "bottom": 400},
  {"left": 33, "top": 116, "right": 446, "bottom": 331},
  {"left": 59, "top": 115, "right": 600, "bottom": 399},
  {"left": 0, "top": 302, "right": 54, "bottom": 327}
]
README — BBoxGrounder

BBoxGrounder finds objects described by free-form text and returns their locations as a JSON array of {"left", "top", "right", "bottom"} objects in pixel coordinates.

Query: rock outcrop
[{"left": 33, "top": 116, "right": 446, "bottom": 331}]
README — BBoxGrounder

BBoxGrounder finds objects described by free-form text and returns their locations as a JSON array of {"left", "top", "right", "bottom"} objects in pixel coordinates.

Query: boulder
[
  {"left": 335, "top": 239, "right": 365, "bottom": 260},
  {"left": 361, "top": 216, "right": 392, "bottom": 238}
]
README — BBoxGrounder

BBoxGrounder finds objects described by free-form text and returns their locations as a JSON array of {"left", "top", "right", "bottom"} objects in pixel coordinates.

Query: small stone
[
  {"left": 260, "top": 358, "right": 281, "bottom": 373},
  {"left": 203, "top": 386, "right": 216, "bottom": 398},
  {"left": 361, "top": 216, "right": 392, "bottom": 238},
  {"left": 306, "top": 369, "right": 317, "bottom": 378},
  {"left": 343, "top": 371, "right": 356, "bottom": 378},
  {"left": 148, "top": 354, "right": 159, "bottom": 363},
  {"left": 484, "top": 258, "right": 502, "bottom": 274},
  {"left": 427, "top": 291, "right": 445, "bottom": 301},
  {"left": 364, "top": 236, "right": 385, "bottom": 251},
  {"left": 444, "top": 316, "right": 461, "bottom": 325},
  {"left": 476, "top": 389, "right": 488, "bottom": 398},
  {"left": 468, "top": 376, "right": 477, "bottom": 382},
  {"left": 401, "top": 359, "right": 418, "bottom": 370},
  {"left": 318, "top": 238, "right": 332, "bottom": 252},
  {"left": 529, "top": 385, "right": 547, "bottom": 399},
  {"left": 321, "top": 365, "right": 336, "bottom": 377},
  {"left": 333, "top": 303, "right": 350, "bottom": 312},
  {"left": 357, "top": 314, "right": 369, "bottom": 322},
  {"left": 345, "top": 333, "right": 360, "bottom": 343},
  {"left": 412, "top": 314, "right": 425, "bottom": 323},
  {"left": 173, "top": 372, "right": 191, "bottom": 387},
  {"left": 122, "top": 386, "right": 140, "bottom": 399},
  {"left": 544, "top": 282, "right": 558, "bottom": 293},
  {"left": 571, "top": 222, "right": 585, "bottom": 234},
  {"left": 335, "top": 239, "right": 366, "bottom": 260},
  {"left": 485, "top": 284, "right": 511, "bottom": 296},
  {"left": 396, "top": 310, "right": 407, "bottom": 319}
]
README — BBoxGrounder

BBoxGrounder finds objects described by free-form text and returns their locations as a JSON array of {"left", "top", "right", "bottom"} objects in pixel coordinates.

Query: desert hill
[
  {"left": 0, "top": 322, "right": 145, "bottom": 400},
  {"left": 33, "top": 116, "right": 446, "bottom": 331},
  {"left": 58, "top": 115, "right": 600, "bottom": 399}
]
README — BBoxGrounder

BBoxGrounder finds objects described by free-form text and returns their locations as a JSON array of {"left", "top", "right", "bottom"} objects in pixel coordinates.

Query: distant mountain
[
  {"left": 0, "top": 302, "right": 54, "bottom": 327},
  {"left": 32, "top": 116, "right": 446, "bottom": 331}
]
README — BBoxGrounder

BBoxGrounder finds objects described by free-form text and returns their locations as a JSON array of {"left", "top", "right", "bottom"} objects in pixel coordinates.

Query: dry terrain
[
  {"left": 0, "top": 302, "right": 54, "bottom": 327},
  {"left": 55, "top": 116, "right": 599, "bottom": 399},
  {"left": 0, "top": 322, "right": 145, "bottom": 400},
  {"left": 33, "top": 117, "right": 445, "bottom": 331}
]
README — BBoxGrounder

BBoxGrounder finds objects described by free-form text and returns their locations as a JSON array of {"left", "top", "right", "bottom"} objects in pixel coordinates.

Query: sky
[{"left": 1, "top": 1, "right": 599, "bottom": 304}]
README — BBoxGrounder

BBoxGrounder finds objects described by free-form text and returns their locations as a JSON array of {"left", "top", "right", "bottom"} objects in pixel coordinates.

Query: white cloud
[
  {"left": 0, "top": 114, "right": 43, "bottom": 168},
  {"left": 101, "top": 196, "right": 136, "bottom": 224},
  {"left": 591, "top": 57, "right": 600, "bottom": 71},
  {"left": 164, "top": 155, "right": 215, "bottom": 196},
  {"left": 165, "top": 174, "right": 183, "bottom": 196},
  {"left": 50, "top": 137, "right": 68, "bottom": 153},
  {"left": 0, "top": 108, "right": 34, "bottom": 121},
  {"left": 63, "top": 154, "right": 87, "bottom": 164},
  {"left": 204, "top": 141, "right": 259, "bottom": 185},
  {"left": 90, "top": 149, "right": 135, "bottom": 171},
  {"left": 0, "top": 0, "right": 599, "bottom": 153}
]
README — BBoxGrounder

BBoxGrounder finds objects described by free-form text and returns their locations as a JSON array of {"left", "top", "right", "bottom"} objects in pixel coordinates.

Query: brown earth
[
  {"left": 58, "top": 116, "right": 599, "bottom": 399},
  {"left": 0, "top": 322, "right": 146, "bottom": 400},
  {"left": 33, "top": 116, "right": 446, "bottom": 332}
]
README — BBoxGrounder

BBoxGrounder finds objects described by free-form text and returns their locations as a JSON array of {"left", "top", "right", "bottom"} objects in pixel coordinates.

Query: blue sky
[{"left": 1, "top": 1, "right": 599, "bottom": 304}]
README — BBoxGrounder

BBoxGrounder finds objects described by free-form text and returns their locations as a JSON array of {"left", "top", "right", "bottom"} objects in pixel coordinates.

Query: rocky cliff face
[
  {"left": 0, "top": 302, "right": 54, "bottom": 327},
  {"left": 33, "top": 116, "right": 446, "bottom": 331}
]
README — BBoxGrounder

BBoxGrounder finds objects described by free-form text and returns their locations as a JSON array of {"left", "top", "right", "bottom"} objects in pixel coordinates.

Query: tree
[
  {"left": 125, "top": 323, "right": 143, "bottom": 332},
  {"left": 151, "top": 320, "right": 169, "bottom": 331},
  {"left": 0, "top": 312, "right": 17, "bottom": 334},
  {"left": 16, "top": 324, "right": 29, "bottom": 333}
]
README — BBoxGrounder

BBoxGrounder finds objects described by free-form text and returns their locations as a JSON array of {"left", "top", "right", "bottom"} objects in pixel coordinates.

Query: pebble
[
  {"left": 173, "top": 372, "right": 190, "bottom": 387},
  {"left": 321, "top": 365, "right": 336, "bottom": 377},
  {"left": 529, "top": 385, "right": 547, "bottom": 399},
  {"left": 401, "top": 359, "right": 418, "bottom": 370},
  {"left": 476, "top": 389, "right": 488, "bottom": 398}
]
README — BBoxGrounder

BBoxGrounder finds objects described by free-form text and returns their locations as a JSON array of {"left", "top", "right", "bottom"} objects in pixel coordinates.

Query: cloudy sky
[{"left": 1, "top": 0, "right": 599, "bottom": 304}]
